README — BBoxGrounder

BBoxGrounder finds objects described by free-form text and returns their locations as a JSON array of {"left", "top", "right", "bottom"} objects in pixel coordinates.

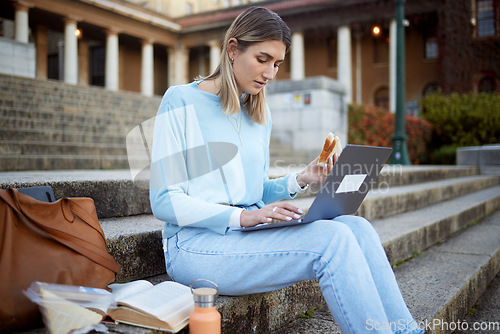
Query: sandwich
[{"left": 317, "top": 132, "right": 342, "bottom": 167}]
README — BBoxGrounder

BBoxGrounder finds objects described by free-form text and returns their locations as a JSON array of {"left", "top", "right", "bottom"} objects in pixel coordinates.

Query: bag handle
[
  {"left": 0, "top": 189, "right": 121, "bottom": 274},
  {"left": 2, "top": 189, "right": 116, "bottom": 269},
  {"left": 5, "top": 188, "right": 106, "bottom": 240}
]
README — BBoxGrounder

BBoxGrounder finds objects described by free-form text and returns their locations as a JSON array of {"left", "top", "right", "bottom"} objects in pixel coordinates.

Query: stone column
[
  {"left": 63, "top": 18, "right": 78, "bottom": 85},
  {"left": 14, "top": 1, "right": 31, "bottom": 43},
  {"left": 389, "top": 19, "right": 396, "bottom": 113},
  {"left": 35, "top": 25, "right": 48, "bottom": 79},
  {"left": 168, "top": 44, "right": 189, "bottom": 86},
  {"left": 337, "top": 25, "right": 352, "bottom": 104},
  {"left": 105, "top": 29, "right": 119, "bottom": 91},
  {"left": 290, "top": 31, "right": 305, "bottom": 80},
  {"left": 208, "top": 40, "right": 220, "bottom": 73},
  {"left": 141, "top": 39, "right": 154, "bottom": 96}
]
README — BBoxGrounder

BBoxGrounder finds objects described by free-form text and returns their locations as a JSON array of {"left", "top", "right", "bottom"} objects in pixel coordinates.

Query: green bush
[
  {"left": 421, "top": 92, "right": 500, "bottom": 147},
  {"left": 348, "top": 105, "right": 433, "bottom": 164},
  {"left": 428, "top": 144, "right": 458, "bottom": 165}
]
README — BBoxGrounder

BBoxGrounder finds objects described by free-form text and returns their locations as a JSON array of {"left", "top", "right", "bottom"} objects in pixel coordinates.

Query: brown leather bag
[{"left": 0, "top": 188, "right": 121, "bottom": 332}]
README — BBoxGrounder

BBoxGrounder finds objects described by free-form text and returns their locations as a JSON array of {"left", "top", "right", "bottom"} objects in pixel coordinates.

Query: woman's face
[{"left": 230, "top": 40, "right": 286, "bottom": 96}]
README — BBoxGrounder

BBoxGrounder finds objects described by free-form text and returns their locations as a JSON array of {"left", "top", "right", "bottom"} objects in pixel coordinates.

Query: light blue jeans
[{"left": 164, "top": 215, "right": 423, "bottom": 334}]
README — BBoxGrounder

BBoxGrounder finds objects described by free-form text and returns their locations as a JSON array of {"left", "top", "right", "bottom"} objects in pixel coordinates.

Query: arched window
[
  {"left": 374, "top": 86, "right": 389, "bottom": 110},
  {"left": 477, "top": 76, "right": 496, "bottom": 93}
]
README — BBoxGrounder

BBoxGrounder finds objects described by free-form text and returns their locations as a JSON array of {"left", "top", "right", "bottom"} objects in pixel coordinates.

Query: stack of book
[{"left": 25, "top": 280, "right": 194, "bottom": 333}]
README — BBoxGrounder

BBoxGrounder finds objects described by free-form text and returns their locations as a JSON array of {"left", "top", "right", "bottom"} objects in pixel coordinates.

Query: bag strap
[
  {"left": 65, "top": 199, "right": 107, "bottom": 240},
  {"left": 8, "top": 189, "right": 108, "bottom": 244},
  {"left": 0, "top": 189, "right": 121, "bottom": 274}
]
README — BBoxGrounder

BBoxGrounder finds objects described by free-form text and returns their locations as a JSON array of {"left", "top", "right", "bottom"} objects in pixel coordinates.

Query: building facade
[{"left": 1, "top": 0, "right": 499, "bottom": 111}]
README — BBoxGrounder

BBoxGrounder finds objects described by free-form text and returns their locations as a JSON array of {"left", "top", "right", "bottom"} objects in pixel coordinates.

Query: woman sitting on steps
[{"left": 149, "top": 6, "right": 424, "bottom": 334}]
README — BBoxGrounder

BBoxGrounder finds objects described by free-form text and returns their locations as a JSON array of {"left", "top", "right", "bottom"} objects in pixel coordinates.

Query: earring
[{"left": 230, "top": 57, "right": 234, "bottom": 64}]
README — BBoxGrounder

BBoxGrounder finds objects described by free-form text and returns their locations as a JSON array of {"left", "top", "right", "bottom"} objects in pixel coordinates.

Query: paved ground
[{"left": 456, "top": 273, "right": 500, "bottom": 334}]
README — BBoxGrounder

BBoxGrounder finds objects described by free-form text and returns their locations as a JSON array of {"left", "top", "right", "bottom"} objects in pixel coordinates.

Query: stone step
[
  {"left": 394, "top": 208, "right": 500, "bottom": 334},
  {"left": 457, "top": 271, "right": 500, "bottom": 334},
  {"left": 0, "top": 154, "right": 131, "bottom": 171},
  {"left": 0, "top": 115, "right": 132, "bottom": 136},
  {"left": 361, "top": 174, "right": 500, "bottom": 220},
  {"left": 0, "top": 167, "right": 491, "bottom": 218},
  {"left": 0, "top": 105, "right": 154, "bottom": 128},
  {"left": 23, "top": 200, "right": 500, "bottom": 334},
  {"left": 270, "top": 155, "right": 310, "bottom": 167},
  {"left": 0, "top": 140, "right": 128, "bottom": 156},
  {"left": 0, "top": 74, "right": 160, "bottom": 171},
  {"left": 269, "top": 138, "right": 312, "bottom": 166},
  {"left": 372, "top": 184, "right": 500, "bottom": 264},
  {"left": 101, "top": 184, "right": 500, "bottom": 286},
  {"left": 268, "top": 165, "right": 480, "bottom": 188},
  {"left": 274, "top": 209, "right": 500, "bottom": 334},
  {"left": 286, "top": 174, "right": 500, "bottom": 220},
  {"left": 0, "top": 127, "right": 127, "bottom": 145},
  {"left": 0, "top": 75, "right": 160, "bottom": 114},
  {"left": 0, "top": 107, "right": 155, "bottom": 129},
  {"left": 104, "top": 190, "right": 500, "bottom": 333},
  {"left": 10, "top": 167, "right": 500, "bottom": 333},
  {"left": 0, "top": 101, "right": 154, "bottom": 120}
]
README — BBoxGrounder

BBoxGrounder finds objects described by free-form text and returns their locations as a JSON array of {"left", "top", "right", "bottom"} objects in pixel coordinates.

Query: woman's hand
[
  {"left": 240, "top": 203, "right": 304, "bottom": 228},
  {"left": 296, "top": 153, "right": 339, "bottom": 188}
]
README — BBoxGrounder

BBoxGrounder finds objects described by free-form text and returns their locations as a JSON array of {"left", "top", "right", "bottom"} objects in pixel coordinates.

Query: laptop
[{"left": 234, "top": 144, "right": 392, "bottom": 231}]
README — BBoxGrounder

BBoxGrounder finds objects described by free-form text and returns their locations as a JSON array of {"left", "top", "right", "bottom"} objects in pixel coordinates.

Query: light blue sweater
[{"left": 150, "top": 82, "right": 296, "bottom": 238}]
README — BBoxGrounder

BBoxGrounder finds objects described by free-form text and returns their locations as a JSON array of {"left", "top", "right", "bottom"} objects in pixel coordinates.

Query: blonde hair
[{"left": 199, "top": 7, "right": 290, "bottom": 125}]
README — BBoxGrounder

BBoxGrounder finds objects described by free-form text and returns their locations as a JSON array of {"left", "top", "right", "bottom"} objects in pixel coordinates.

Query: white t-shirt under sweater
[{"left": 150, "top": 81, "right": 304, "bottom": 239}]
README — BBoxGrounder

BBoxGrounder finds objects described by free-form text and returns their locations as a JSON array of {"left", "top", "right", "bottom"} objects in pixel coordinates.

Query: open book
[
  {"left": 25, "top": 280, "right": 194, "bottom": 333},
  {"left": 106, "top": 280, "right": 194, "bottom": 332}
]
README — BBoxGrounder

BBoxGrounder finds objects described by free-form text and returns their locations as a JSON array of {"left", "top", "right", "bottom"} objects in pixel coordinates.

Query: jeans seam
[
  {"left": 166, "top": 235, "right": 180, "bottom": 281},
  {"left": 318, "top": 256, "right": 356, "bottom": 334},
  {"left": 177, "top": 245, "right": 324, "bottom": 257}
]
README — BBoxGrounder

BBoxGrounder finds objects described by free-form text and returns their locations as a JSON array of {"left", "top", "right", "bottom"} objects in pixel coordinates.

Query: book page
[
  {"left": 114, "top": 317, "right": 189, "bottom": 333},
  {"left": 109, "top": 280, "right": 154, "bottom": 300},
  {"left": 114, "top": 281, "right": 193, "bottom": 320},
  {"left": 39, "top": 289, "right": 103, "bottom": 334},
  {"left": 25, "top": 282, "right": 114, "bottom": 317}
]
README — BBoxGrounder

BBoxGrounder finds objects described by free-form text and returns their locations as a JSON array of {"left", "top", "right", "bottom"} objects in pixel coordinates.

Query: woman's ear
[{"left": 227, "top": 38, "right": 239, "bottom": 60}]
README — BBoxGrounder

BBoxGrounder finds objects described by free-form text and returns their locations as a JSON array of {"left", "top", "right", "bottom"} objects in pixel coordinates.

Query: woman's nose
[{"left": 263, "top": 65, "right": 275, "bottom": 81}]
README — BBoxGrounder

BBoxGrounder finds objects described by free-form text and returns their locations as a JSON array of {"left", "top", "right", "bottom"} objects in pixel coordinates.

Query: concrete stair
[
  {"left": 0, "top": 75, "right": 308, "bottom": 172},
  {"left": 0, "top": 74, "right": 160, "bottom": 171},
  {"left": 2, "top": 165, "right": 500, "bottom": 333},
  {"left": 269, "top": 138, "right": 310, "bottom": 167},
  {"left": 276, "top": 209, "right": 500, "bottom": 334}
]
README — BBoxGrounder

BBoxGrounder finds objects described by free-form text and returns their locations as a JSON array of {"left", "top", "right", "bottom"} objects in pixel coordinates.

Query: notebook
[{"left": 234, "top": 144, "right": 392, "bottom": 231}]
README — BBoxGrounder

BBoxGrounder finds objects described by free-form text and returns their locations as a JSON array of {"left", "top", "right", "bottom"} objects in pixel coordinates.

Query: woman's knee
[
  {"left": 308, "top": 220, "right": 360, "bottom": 253},
  {"left": 334, "top": 215, "right": 381, "bottom": 244},
  {"left": 309, "top": 219, "right": 356, "bottom": 239}
]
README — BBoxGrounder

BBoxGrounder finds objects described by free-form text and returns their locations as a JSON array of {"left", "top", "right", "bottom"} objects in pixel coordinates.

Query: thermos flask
[{"left": 189, "top": 279, "right": 221, "bottom": 334}]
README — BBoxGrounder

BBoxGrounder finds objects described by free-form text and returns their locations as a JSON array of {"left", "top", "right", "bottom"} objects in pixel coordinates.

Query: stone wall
[
  {"left": 0, "top": 38, "right": 36, "bottom": 78},
  {"left": 266, "top": 76, "right": 347, "bottom": 159},
  {"left": 457, "top": 145, "right": 500, "bottom": 175}
]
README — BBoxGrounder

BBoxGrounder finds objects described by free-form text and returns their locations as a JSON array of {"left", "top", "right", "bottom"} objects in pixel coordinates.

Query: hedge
[{"left": 420, "top": 92, "right": 500, "bottom": 147}]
